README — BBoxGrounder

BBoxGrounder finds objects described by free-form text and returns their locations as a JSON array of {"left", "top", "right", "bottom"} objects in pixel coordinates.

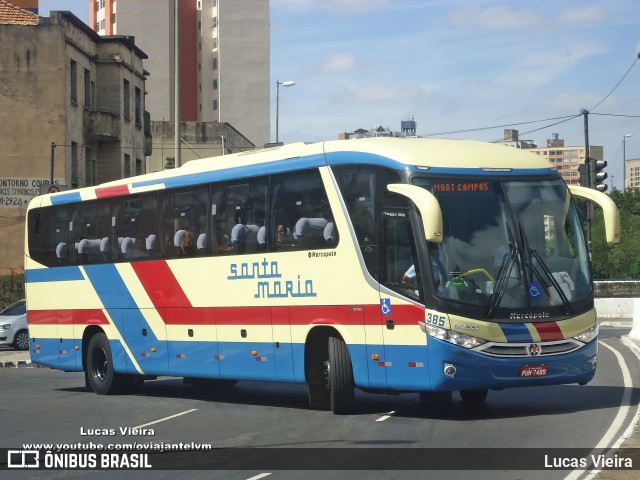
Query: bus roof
[{"left": 31, "top": 137, "right": 556, "bottom": 208}]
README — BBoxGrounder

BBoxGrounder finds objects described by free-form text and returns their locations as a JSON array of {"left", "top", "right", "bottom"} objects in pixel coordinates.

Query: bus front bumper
[{"left": 427, "top": 337, "right": 597, "bottom": 391}]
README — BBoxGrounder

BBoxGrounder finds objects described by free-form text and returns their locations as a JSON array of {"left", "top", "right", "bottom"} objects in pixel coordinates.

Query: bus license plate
[{"left": 520, "top": 365, "right": 548, "bottom": 378}]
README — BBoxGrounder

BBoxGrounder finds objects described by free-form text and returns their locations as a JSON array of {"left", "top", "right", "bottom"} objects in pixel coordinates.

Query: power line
[
  {"left": 590, "top": 54, "right": 640, "bottom": 112},
  {"left": 420, "top": 114, "right": 579, "bottom": 138}
]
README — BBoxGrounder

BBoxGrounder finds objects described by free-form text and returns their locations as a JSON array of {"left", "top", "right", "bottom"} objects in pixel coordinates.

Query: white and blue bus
[{"left": 25, "top": 137, "right": 619, "bottom": 413}]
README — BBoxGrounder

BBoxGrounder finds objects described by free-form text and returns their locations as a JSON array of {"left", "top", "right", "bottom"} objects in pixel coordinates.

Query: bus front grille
[{"left": 474, "top": 339, "right": 583, "bottom": 357}]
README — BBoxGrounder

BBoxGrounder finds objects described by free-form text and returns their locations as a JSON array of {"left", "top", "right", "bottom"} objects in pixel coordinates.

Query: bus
[{"left": 24, "top": 137, "right": 619, "bottom": 414}]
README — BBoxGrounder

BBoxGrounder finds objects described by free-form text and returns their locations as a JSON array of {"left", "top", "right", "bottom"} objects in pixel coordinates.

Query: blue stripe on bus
[
  {"left": 324, "top": 151, "right": 411, "bottom": 170},
  {"left": 498, "top": 323, "right": 534, "bottom": 343},
  {"left": 83, "top": 264, "right": 140, "bottom": 310},
  {"left": 50, "top": 192, "right": 83, "bottom": 205},
  {"left": 25, "top": 267, "right": 84, "bottom": 283},
  {"left": 132, "top": 154, "right": 328, "bottom": 190}
]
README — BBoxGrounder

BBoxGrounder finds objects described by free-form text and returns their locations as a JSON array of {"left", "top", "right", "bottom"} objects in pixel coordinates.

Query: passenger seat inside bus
[
  {"left": 230, "top": 224, "right": 260, "bottom": 253},
  {"left": 295, "top": 217, "right": 329, "bottom": 248}
]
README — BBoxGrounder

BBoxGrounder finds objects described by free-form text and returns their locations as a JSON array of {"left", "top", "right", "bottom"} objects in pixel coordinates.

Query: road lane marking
[
  {"left": 563, "top": 340, "right": 638, "bottom": 480},
  {"left": 132, "top": 408, "right": 198, "bottom": 429},
  {"left": 376, "top": 410, "right": 396, "bottom": 422},
  {"left": 246, "top": 474, "right": 272, "bottom": 480}
]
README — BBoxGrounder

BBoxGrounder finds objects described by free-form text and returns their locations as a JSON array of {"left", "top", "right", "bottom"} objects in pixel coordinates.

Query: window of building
[
  {"left": 213, "top": 79, "right": 218, "bottom": 90},
  {"left": 123, "top": 79, "right": 130, "bottom": 120},
  {"left": 136, "top": 158, "right": 143, "bottom": 176},
  {"left": 135, "top": 86, "right": 142, "bottom": 126},
  {"left": 84, "top": 68, "right": 91, "bottom": 108},
  {"left": 70, "top": 60, "right": 77, "bottom": 103},
  {"left": 212, "top": 57, "right": 217, "bottom": 70},
  {"left": 213, "top": 100, "right": 218, "bottom": 111}
]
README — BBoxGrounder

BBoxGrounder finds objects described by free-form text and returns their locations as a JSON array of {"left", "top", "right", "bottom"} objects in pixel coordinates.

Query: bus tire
[
  {"left": 460, "top": 389, "right": 488, "bottom": 403},
  {"left": 328, "top": 336, "right": 355, "bottom": 414},
  {"left": 86, "top": 333, "right": 125, "bottom": 395}
]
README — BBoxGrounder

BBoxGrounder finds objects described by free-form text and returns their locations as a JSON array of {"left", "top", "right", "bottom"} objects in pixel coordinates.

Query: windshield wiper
[
  {"left": 487, "top": 243, "right": 517, "bottom": 318},
  {"left": 518, "top": 222, "right": 574, "bottom": 316}
]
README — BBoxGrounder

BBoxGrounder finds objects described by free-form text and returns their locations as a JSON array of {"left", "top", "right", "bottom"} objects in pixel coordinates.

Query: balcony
[{"left": 83, "top": 108, "right": 120, "bottom": 141}]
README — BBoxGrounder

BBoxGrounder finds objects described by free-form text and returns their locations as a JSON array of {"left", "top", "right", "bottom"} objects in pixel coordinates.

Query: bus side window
[
  {"left": 269, "top": 169, "right": 337, "bottom": 251},
  {"left": 113, "top": 193, "right": 157, "bottom": 261},
  {"left": 332, "top": 165, "right": 404, "bottom": 280},
  {"left": 216, "top": 179, "right": 266, "bottom": 255},
  {"left": 28, "top": 205, "right": 69, "bottom": 267},
  {"left": 158, "top": 187, "right": 209, "bottom": 258},
  {"left": 69, "top": 203, "right": 110, "bottom": 265}
]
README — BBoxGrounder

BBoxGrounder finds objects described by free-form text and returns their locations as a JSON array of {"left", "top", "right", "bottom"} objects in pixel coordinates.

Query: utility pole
[
  {"left": 49, "top": 142, "right": 56, "bottom": 185},
  {"left": 174, "top": 0, "right": 181, "bottom": 168},
  {"left": 582, "top": 108, "right": 592, "bottom": 250}
]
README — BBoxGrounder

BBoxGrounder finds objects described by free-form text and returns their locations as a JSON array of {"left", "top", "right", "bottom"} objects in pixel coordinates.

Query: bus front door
[{"left": 378, "top": 209, "right": 430, "bottom": 391}]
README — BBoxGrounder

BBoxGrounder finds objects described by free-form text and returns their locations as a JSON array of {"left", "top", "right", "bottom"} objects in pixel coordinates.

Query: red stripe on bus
[
  {"left": 95, "top": 185, "right": 130, "bottom": 198},
  {"left": 532, "top": 321, "right": 564, "bottom": 341},
  {"left": 216, "top": 306, "right": 271, "bottom": 325},
  {"left": 131, "top": 261, "right": 193, "bottom": 311},
  {"left": 27, "top": 309, "right": 109, "bottom": 325},
  {"left": 163, "top": 307, "right": 216, "bottom": 325}
]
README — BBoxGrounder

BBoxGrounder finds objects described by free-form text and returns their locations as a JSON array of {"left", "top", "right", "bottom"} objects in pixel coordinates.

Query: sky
[{"left": 38, "top": 0, "right": 640, "bottom": 191}]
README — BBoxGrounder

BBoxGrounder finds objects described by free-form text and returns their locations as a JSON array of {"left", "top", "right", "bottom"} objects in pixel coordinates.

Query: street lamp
[
  {"left": 276, "top": 80, "right": 295, "bottom": 144},
  {"left": 623, "top": 133, "right": 633, "bottom": 190}
]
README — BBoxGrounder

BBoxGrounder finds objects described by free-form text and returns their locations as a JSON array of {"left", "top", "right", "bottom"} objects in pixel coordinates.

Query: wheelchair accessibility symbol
[
  {"left": 529, "top": 281, "right": 543, "bottom": 298},
  {"left": 381, "top": 298, "right": 392, "bottom": 316}
]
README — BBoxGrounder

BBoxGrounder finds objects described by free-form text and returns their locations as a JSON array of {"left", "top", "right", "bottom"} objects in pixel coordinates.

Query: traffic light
[
  {"left": 578, "top": 163, "right": 589, "bottom": 187},
  {"left": 592, "top": 159, "right": 608, "bottom": 192}
]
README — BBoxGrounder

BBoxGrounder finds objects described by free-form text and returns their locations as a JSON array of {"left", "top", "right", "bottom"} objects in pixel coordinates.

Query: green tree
[{"left": 590, "top": 188, "right": 640, "bottom": 279}]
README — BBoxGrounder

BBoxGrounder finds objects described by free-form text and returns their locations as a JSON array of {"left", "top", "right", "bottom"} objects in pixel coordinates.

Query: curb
[{"left": 0, "top": 360, "right": 38, "bottom": 368}]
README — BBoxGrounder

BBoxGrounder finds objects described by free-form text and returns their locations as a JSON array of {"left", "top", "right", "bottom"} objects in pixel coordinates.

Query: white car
[{"left": 0, "top": 299, "right": 29, "bottom": 350}]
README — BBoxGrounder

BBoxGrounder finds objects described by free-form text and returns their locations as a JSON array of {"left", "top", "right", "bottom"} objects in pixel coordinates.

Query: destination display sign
[{"left": 432, "top": 181, "right": 491, "bottom": 193}]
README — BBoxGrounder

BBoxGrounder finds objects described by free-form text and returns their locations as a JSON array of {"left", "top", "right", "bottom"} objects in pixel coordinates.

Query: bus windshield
[{"left": 413, "top": 177, "right": 591, "bottom": 314}]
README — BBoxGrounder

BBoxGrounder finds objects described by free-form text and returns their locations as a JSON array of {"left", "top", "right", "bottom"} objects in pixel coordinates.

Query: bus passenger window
[
  {"left": 158, "top": 186, "right": 209, "bottom": 258},
  {"left": 269, "top": 169, "right": 338, "bottom": 251},
  {"left": 215, "top": 179, "right": 266, "bottom": 255},
  {"left": 28, "top": 206, "right": 69, "bottom": 267},
  {"left": 69, "top": 203, "right": 110, "bottom": 265}
]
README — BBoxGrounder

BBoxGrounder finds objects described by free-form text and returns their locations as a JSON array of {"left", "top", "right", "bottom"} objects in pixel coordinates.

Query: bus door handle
[{"left": 386, "top": 320, "right": 395, "bottom": 330}]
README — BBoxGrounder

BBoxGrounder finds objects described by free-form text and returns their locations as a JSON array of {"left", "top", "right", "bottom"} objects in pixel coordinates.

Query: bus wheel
[
  {"left": 460, "top": 389, "right": 488, "bottom": 403},
  {"left": 86, "top": 333, "right": 124, "bottom": 395},
  {"left": 328, "top": 336, "right": 354, "bottom": 414}
]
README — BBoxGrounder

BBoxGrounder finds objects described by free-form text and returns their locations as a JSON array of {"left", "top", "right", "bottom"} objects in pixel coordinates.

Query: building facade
[
  {"left": 89, "top": 0, "right": 270, "bottom": 148},
  {"left": 148, "top": 121, "right": 254, "bottom": 172},
  {"left": 626, "top": 158, "right": 640, "bottom": 189},
  {"left": 500, "top": 131, "right": 603, "bottom": 186},
  {"left": 0, "top": 8, "right": 149, "bottom": 286}
]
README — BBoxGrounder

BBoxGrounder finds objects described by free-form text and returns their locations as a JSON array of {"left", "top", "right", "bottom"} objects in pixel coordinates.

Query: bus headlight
[
  {"left": 419, "top": 322, "right": 486, "bottom": 349},
  {"left": 572, "top": 324, "right": 598, "bottom": 344}
]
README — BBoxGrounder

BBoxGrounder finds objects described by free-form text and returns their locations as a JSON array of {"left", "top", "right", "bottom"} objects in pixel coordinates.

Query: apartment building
[
  {"left": 89, "top": 0, "right": 270, "bottom": 148},
  {"left": 500, "top": 131, "right": 603, "bottom": 186}
]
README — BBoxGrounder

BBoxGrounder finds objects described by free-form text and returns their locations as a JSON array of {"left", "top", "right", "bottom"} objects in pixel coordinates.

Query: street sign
[{"left": 39, "top": 183, "right": 68, "bottom": 195}]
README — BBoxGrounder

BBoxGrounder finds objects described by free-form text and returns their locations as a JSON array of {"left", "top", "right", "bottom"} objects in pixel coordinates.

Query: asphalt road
[{"left": 0, "top": 327, "right": 638, "bottom": 480}]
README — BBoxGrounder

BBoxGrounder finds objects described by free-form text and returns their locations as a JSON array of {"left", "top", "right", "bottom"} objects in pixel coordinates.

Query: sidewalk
[{"left": 0, "top": 346, "right": 36, "bottom": 368}]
